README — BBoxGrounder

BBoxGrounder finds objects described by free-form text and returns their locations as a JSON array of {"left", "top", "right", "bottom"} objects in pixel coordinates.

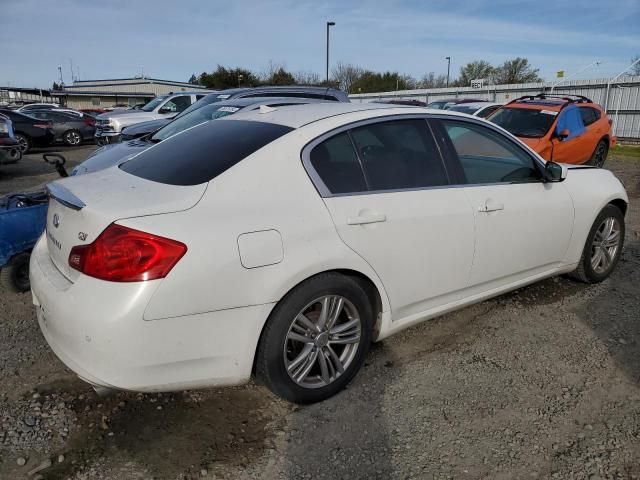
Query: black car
[
  {"left": 0, "top": 113, "right": 21, "bottom": 165},
  {"left": 28, "top": 109, "right": 95, "bottom": 146},
  {"left": 0, "top": 109, "right": 55, "bottom": 154},
  {"left": 119, "top": 86, "right": 350, "bottom": 141}
]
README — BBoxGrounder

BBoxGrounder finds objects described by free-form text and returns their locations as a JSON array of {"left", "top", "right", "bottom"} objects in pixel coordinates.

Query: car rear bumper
[{"left": 30, "top": 235, "right": 273, "bottom": 392}]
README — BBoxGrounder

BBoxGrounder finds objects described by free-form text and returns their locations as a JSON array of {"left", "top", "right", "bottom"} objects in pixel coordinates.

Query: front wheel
[
  {"left": 569, "top": 205, "right": 624, "bottom": 283},
  {"left": 255, "top": 273, "right": 373, "bottom": 404},
  {"left": 587, "top": 140, "right": 608, "bottom": 168}
]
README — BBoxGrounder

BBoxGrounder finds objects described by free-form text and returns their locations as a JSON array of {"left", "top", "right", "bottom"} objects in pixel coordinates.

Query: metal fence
[{"left": 349, "top": 76, "right": 640, "bottom": 141}]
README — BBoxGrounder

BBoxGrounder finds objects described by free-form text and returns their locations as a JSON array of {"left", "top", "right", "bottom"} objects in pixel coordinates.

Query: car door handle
[
  {"left": 479, "top": 203, "right": 504, "bottom": 213},
  {"left": 347, "top": 214, "right": 387, "bottom": 225}
]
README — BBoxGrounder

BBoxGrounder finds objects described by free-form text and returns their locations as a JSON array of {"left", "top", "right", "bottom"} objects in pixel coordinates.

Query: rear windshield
[
  {"left": 120, "top": 120, "right": 293, "bottom": 186},
  {"left": 488, "top": 107, "right": 557, "bottom": 138},
  {"left": 447, "top": 105, "right": 479, "bottom": 115}
]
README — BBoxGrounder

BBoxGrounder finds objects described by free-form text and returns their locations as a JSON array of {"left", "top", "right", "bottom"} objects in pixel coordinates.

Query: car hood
[
  {"left": 122, "top": 118, "right": 171, "bottom": 136},
  {"left": 96, "top": 110, "right": 148, "bottom": 120},
  {"left": 72, "top": 139, "right": 152, "bottom": 175}
]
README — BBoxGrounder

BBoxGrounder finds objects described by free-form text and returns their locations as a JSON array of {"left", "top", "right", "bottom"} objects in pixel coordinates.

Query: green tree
[
  {"left": 198, "top": 66, "right": 258, "bottom": 89},
  {"left": 267, "top": 67, "right": 295, "bottom": 85},
  {"left": 456, "top": 60, "right": 496, "bottom": 87},
  {"left": 351, "top": 70, "right": 414, "bottom": 93},
  {"left": 419, "top": 72, "right": 448, "bottom": 88},
  {"left": 52, "top": 82, "right": 62, "bottom": 90},
  {"left": 494, "top": 57, "right": 542, "bottom": 84},
  {"left": 187, "top": 73, "right": 198, "bottom": 84}
]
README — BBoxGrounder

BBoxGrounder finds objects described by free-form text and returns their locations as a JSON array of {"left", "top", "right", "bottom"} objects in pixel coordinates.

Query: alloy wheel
[
  {"left": 284, "top": 295, "right": 362, "bottom": 389},
  {"left": 594, "top": 142, "right": 607, "bottom": 167},
  {"left": 16, "top": 135, "right": 28, "bottom": 153},
  {"left": 66, "top": 131, "right": 81, "bottom": 145},
  {"left": 590, "top": 217, "right": 621, "bottom": 274}
]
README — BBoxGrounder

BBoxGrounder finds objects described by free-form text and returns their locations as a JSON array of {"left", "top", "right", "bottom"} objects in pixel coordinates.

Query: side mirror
[
  {"left": 544, "top": 161, "right": 567, "bottom": 182},
  {"left": 557, "top": 129, "right": 570, "bottom": 140}
]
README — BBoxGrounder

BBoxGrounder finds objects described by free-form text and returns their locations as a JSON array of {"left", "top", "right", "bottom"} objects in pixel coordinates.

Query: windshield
[
  {"left": 487, "top": 107, "right": 557, "bottom": 138},
  {"left": 151, "top": 104, "right": 242, "bottom": 142},
  {"left": 427, "top": 101, "right": 448, "bottom": 110},
  {"left": 173, "top": 94, "right": 223, "bottom": 119},
  {"left": 141, "top": 95, "right": 169, "bottom": 112},
  {"left": 447, "top": 105, "right": 479, "bottom": 115}
]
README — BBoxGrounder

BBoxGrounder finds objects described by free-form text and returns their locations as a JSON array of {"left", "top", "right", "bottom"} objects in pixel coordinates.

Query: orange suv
[{"left": 487, "top": 94, "right": 615, "bottom": 166}]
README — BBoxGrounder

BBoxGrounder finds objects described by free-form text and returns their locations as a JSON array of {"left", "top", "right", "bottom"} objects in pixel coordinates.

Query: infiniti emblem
[{"left": 52, "top": 213, "right": 60, "bottom": 228}]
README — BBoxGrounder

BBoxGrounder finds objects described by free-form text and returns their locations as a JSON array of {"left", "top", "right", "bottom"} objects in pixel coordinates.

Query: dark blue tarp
[{"left": 555, "top": 104, "right": 585, "bottom": 139}]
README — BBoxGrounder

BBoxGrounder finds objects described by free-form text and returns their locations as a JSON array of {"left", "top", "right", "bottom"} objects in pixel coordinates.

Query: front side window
[
  {"left": 351, "top": 119, "right": 448, "bottom": 191},
  {"left": 441, "top": 120, "right": 541, "bottom": 184},
  {"left": 477, "top": 105, "right": 500, "bottom": 118},
  {"left": 161, "top": 95, "right": 192, "bottom": 113}
]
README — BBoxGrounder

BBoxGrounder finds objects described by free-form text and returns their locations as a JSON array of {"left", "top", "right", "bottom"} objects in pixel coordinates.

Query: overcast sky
[{"left": 1, "top": 0, "right": 639, "bottom": 89}]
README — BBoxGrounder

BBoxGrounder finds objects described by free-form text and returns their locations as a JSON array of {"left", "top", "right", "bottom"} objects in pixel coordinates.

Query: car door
[
  {"left": 549, "top": 105, "right": 591, "bottom": 164},
  {"left": 579, "top": 106, "right": 605, "bottom": 155},
  {"left": 303, "top": 118, "right": 476, "bottom": 320},
  {"left": 433, "top": 118, "right": 574, "bottom": 295}
]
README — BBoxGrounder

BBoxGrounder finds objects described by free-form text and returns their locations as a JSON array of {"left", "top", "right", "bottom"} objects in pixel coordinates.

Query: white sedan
[{"left": 31, "top": 103, "right": 628, "bottom": 404}]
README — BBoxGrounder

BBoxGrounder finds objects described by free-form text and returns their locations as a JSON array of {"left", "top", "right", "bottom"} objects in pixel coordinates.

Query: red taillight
[
  {"left": 68, "top": 224, "right": 187, "bottom": 282},
  {"left": 33, "top": 122, "right": 52, "bottom": 129}
]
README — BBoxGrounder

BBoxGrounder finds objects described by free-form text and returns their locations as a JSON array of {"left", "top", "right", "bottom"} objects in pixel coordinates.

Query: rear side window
[
  {"left": 579, "top": 107, "right": 600, "bottom": 126},
  {"left": 351, "top": 119, "right": 448, "bottom": 190},
  {"left": 310, "top": 132, "right": 367, "bottom": 194},
  {"left": 121, "top": 120, "right": 293, "bottom": 186}
]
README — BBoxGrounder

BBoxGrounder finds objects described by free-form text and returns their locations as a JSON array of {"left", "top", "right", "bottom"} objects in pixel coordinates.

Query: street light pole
[
  {"left": 326, "top": 21, "right": 335, "bottom": 84},
  {"left": 445, "top": 57, "right": 451, "bottom": 87}
]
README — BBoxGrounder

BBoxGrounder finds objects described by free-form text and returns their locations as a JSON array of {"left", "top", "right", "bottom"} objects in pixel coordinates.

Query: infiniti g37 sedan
[{"left": 31, "top": 103, "right": 628, "bottom": 404}]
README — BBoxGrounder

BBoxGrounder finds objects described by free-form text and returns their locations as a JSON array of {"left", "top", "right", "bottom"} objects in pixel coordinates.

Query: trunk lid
[{"left": 45, "top": 166, "right": 206, "bottom": 281}]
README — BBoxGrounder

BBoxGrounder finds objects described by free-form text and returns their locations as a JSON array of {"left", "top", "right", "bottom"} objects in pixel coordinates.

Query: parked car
[
  {"left": 374, "top": 99, "right": 427, "bottom": 107},
  {"left": 0, "top": 109, "right": 55, "bottom": 153},
  {"left": 29, "top": 109, "right": 96, "bottom": 146},
  {"left": 79, "top": 108, "right": 107, "bottom": 115},
  {"left": 487, "top": 94, "right": 615, "bottom": 166},
  {"left": 0, "top": 113, "right": 21, "bottom": 165},
  {"left": 32, "top": 103, "right": 627, "bottom": 404},
  {"left": 115, "top": 86, "right": 351, "bottom": 141},
  {"left": 427, "top": 98, "right": 485, "bottom": 109},
  {"left": 94, "top": 92, "right": 210, "bottom": 144},
  {"left": 73, "top": 97, "right": 328, "bottom": 175},
  {"left": 446, "top": 101, "right": 503, "bottom": 118},
  {"left": 16, "top": 103, "right": 61, "bottom": 113}
]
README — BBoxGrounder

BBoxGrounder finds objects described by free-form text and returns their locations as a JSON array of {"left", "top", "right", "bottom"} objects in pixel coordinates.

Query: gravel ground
[{"left": 1, "top": 146, "right": 639, "bottom": 479}]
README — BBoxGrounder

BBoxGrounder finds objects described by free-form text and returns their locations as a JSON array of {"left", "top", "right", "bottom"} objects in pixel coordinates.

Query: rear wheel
[
  {"left": 0, "top": 253, "right": 31, "bottom": 293},
  {"left": 63, "top": 129, "right": 82, "bottom": 146},
  {"left": 587, "top": 140, "right": 608, "bottom": 167},
  {"left": 569, "top": 205, "right": 624, "bottom": 283},
  {"left": 14, "top": 133, "right": 31, "bottom": 154},
  {"left": 256, "top": 273, "right": 373, "bottom": 404}
]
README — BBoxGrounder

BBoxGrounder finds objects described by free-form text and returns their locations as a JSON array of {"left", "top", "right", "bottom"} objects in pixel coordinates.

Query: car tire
[
  {"left": 4, "top": 148, "right": 22, "bottom": 164},
  {"left": 255, "top": 273, "right": 373, "bottom": 404},
  {"left": 569, "top": 204, "right": 624, "bottom": 284},
  {"left": 0, "top": 253, "right": 31, "bottom": 293},
  {"left": 63, "top": 129, "right": 82, "bottom": 146},
  {"left": 14, "top": 133, "right": 31, "bottom": 154},
  {"left": 587, "top": 140, "right": 608, "bottom": 168}
]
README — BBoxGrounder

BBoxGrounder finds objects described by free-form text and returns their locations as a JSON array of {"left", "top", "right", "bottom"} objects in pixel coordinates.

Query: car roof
[
  {"left": 224, "top": 102, "right": 474, "bottom": 128},
  {"left": 209, "top": 96, "right": 328, "bottom": 108},
  {"left": 449, "top": 101, "right": 499, "bottom": 108}
]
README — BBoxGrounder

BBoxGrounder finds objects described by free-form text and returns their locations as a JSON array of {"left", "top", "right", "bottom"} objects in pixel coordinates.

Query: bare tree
[
  {"left": 457, "top": 60, "right": 496, "bottom": 87},
  {"left": 331, "top": 62, "right": 363, "bottom": 93},
  {"left": 293, "top": 70, "right": 322, "bottom": 85},
  {"left": 419, "top": 72, "right": 448, "bottom": 88}
]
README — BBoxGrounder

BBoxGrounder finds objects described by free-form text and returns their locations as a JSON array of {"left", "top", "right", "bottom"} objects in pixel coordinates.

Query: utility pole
[
  {"left": 57, "top": 66, "right": 63, "bottom": 86},
  {"left": 326, "top": 21, "right": 335, "bottom": 83},
  {"left": 445, "top": 56, "right": 451, "bottom": 87},
  {"left": 69, "top": 58, "right": 74, "bottom": 83}
]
